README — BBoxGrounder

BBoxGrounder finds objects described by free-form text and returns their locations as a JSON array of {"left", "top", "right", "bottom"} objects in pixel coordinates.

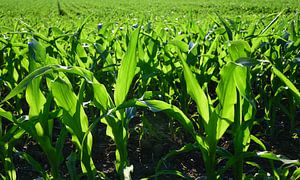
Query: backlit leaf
[{"left": 114, "top": 28, "right": 140, "bottom": 106}]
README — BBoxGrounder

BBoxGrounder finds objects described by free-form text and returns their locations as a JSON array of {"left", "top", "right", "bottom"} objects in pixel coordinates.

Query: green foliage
[{"left": 0, "top": 1, "right": 299, "bottom": 179}]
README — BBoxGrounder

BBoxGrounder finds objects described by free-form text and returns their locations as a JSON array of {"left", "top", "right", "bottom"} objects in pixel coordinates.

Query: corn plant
[{"left": 1, "top": 63, "right": 99, "bottom": 178}]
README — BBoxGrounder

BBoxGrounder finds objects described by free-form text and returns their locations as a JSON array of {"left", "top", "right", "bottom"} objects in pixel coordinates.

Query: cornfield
[{"left": 0, "top": 0, "right": 299, "bottom": 179}]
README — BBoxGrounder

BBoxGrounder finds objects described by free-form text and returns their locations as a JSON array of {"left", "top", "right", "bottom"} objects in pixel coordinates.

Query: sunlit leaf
[{"left": 114, "top": 27, "right": 140, "bottom": 106}]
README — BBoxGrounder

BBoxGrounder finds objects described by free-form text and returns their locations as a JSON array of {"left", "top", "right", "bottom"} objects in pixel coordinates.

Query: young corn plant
[
  {"left": 98, "top": 26, "right": 140, "bottom": 177},
  {"left": 77, "top": 26, "right": 141, "bottom": 178},
  {"left": 1, "top": 63, "right": 105, "bottom": 178},
  {"left": 165, "top": 39, "right": 257, "bottom": 179},
  {"left": 1, "top": 36, "right": 98, "bottom": 178}
]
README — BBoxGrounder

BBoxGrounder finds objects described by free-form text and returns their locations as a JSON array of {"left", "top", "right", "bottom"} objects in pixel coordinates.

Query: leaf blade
[{"left": 114, "top": 28, "right": 140, "bottom": 106}]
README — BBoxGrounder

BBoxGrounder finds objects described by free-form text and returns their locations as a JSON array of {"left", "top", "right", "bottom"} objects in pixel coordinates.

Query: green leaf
[
  {"left": 51, "top": 77, "right": 95, "bottom": 176},
  {"left": 250, "top": 135, "right": 266, "bottom": 151},
  {"left": 51, "top": 78, "right": 87, "bottom": 143},
  {"left": 216, "top": 14, "right": 233, "bottom": 41},
  {"left": 25, "top": 77, "right": 46, "bottom": 117},
  {"left": 292, "top": 168, "right": 300, "bottom": 180},
  {"left": 216, "top": 63, "right": 237, "bottom": 139},
  {"left": 1, "top": 66, "right": 53, "bottom": 103},
  {"left": 55, "top": 126, "right": 68, "bottom": 166},
  {"left": 92, "top": 81, "right": 114, "bottom": 112},
  {"left": 28, "top": 38, "right": 47, "bottom": 71},
  {"left": 156, "top": 143, "right": 197, "bottom": 172},
  {"left": 66, "top": 152, "right": 79, "bottom": 180},
  {"left": 168, "top": 40, "right": 189, "bottom": 53},
  {"left": 178, "top": 52, "right": 210, "bottom": 125},
  {"left": 1, "top": 65, "right": 98, "bottom": 104},
  {"left": 16, "top": 150, "right": 49, "bottom": 179},
  {"left": 114, "top": 28, "right": 140, "bottom": 106},
  {"left": 136, "top": 100, "right": 195, "bottom": 134},
  {"left": 12, "top": 115, "right": 61, "bottom": 178},
  {"left": 101, "top": 115, "right": 127, "bottom": 175},
  {"left": 256, "top": 151, "right": 300, "bottom": 165},
  {"left": 94, "top": 43, "right": 106, "bottom": 54},
  {"left": 260, "top": 11, "right": 283, "bottom": 35},
  {"left": 228, "top": 40, "right": 251, "bottom": 61},
  {"left": 234, "top": 65, "right": 256, "bottom": 108},
  {"left": 207, "top": 35, "right": 219, "bottom": 55},
  {"left": 272, "top": 66, "right": 300, "bottom": 104},
  {"left": 4, "top": 156, "right": 16, "bottom": 180},
  {"left": 0, "top": 108, "right": 14, "bottom": 122}
]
